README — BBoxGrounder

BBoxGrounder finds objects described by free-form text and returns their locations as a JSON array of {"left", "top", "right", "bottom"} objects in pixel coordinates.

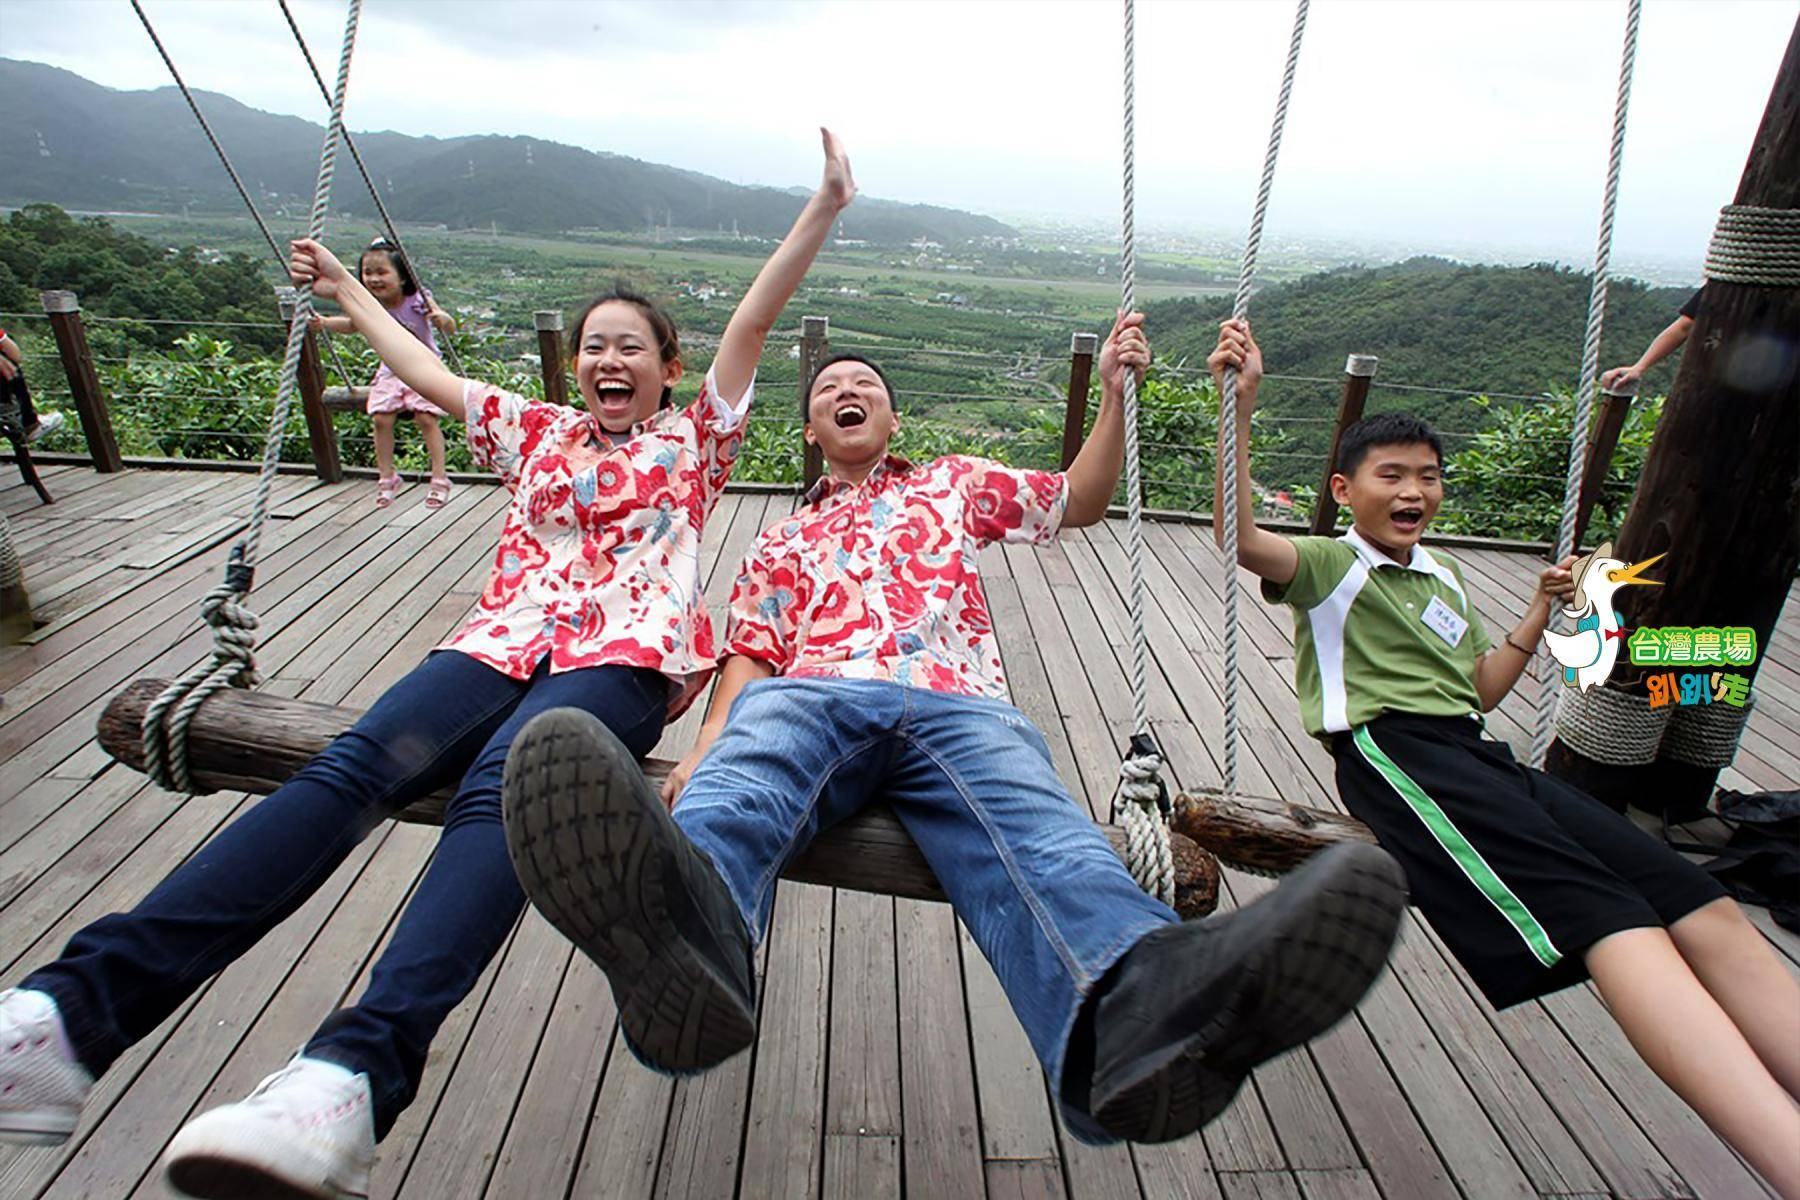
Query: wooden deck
[{"left": 2, "top": 462, "right": 1796, "bottom": 1200}]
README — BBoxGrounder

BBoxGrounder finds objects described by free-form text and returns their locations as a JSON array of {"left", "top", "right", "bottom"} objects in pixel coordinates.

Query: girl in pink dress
[{"left": 314, "top": 240, "right": 458, "bottom": 509}]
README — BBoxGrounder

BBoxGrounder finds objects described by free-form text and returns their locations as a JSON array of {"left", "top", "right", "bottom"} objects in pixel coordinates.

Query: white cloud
[{"left": 7, "top": 0, "right": 1794, "bottom": 271}]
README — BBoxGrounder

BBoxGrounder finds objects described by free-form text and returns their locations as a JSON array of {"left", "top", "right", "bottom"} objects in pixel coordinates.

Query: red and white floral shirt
[
  {"left": 440, "top": 368, "right": 751, "bottom": 715},
  {"left": 724, "top": 455, "right": 1068, "bottom": 698}
]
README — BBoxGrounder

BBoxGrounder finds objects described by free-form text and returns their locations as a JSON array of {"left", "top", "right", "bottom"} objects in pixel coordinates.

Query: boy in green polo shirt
[{"left": 1210, "top": 319, "right": 1800, "bottom": 1195}]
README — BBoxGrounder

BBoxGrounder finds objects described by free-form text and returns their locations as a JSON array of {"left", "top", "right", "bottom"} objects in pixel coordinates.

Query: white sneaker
[
  {"left": 0, "top": 987, "right": 93, "bottom": 1145},
  {"left": 23, "top": 411, "right": 64, "bottom": 445},
  {"left": 162, "top": 1055, "right": 376, "bottom": 1200}
]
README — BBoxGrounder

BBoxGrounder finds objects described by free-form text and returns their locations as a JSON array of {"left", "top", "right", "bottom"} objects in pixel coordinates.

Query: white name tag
[{"left": 1420, "top": 594, "right": 1469, "bottom": 648}]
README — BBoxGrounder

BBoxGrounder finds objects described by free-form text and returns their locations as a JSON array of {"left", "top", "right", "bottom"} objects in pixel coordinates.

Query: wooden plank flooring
[{"left": 2, "top": 463, "right": 1795, "bottom": 1199}]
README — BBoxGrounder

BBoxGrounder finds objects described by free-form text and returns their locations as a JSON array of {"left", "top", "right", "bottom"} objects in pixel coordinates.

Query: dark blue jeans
[{"left": 23, "top": 651, "right": 666, "bottom": 1138}]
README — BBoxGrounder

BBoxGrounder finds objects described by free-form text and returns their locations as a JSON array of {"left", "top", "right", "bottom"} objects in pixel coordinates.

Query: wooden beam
[
  {"left": 1547, "top": 16, "right": 1800, "bottom": 810},
  {"left": 799, "top": 316, "right": 828, "bottom": 491},
  {"left": 39, "top": 290, "right": 123, "bottom": 473},
  {"left": 1060, "top": 332, "right": 1098, "bottom": 471},
  {"left": 98, "top": 679, "right": 1224, "bottom": 917},
  {"left": 1571, "top": 380, "right": 1636, "bottom": 551},
  {"left": 1310, "top": 354, "right": 1378, "bottom": 535},
  {"left": 535, "top": 310, "right": 569, "bottom": 407},
  {"left": 277, "top": 289, "right": 343, "bottom": 483}
]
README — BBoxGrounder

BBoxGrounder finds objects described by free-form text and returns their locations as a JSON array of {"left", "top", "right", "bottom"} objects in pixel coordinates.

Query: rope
[
  {"left": 1531, "top": 0, "right": 1639, "bottom": 766},
  {"left": 1554, "top": 684, "right": 1669, "bottom": 766},
  {"left": 1662, "top": 695, "right": 1753, "bottom": 768},
  {"left": 129, "top": 0, "right": 359, "bottom": 389},
  {"left": 140, "top": 0, "right": 363, "bottom": 794},
  {"left": 276, "top": 0, "right": 465, "bottom": 375},
  {"left": 1704, "top": 205, "right": 1800, "bottom": 286},
  {"left": 1218, "top": 0, "right": 1309, "bottom": 801},
  {"left": 0, "top": 512, "right": 20, "bottom": 591},
  {"left": 1108, "top": 0, "right": 1173, "bottom": 908}
]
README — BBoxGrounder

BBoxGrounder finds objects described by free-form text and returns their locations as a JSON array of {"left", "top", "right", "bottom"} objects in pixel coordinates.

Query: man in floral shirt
[{"left": 504, "top": 315, "right": 1407, "bottom": 1147}]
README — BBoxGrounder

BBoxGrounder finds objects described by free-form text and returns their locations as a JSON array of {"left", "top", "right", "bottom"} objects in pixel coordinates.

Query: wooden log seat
[
  {"left": 98, "top": 680, "right": 1250, "bottom": 917},
  {"left": 320, "top": 386, "right": 371, "bottom": 413}
]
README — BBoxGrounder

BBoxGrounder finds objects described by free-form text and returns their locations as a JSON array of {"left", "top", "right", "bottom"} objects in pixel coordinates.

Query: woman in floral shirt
[{"left": 0, "top": 133, "right": 854, "bottom": 1200}]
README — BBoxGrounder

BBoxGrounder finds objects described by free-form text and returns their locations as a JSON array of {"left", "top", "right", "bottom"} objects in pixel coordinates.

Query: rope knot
[{"left": 1114, "top": 731, "right": 1175, "bottom": 909}]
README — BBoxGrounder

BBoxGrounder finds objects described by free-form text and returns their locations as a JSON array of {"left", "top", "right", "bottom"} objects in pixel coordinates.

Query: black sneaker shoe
[
  {"left": 503, "top": 707, "right": 757, "bottom": 1072},
  {"left": 1089, "top": 841, "right": 1406, "bottom": 1143}
]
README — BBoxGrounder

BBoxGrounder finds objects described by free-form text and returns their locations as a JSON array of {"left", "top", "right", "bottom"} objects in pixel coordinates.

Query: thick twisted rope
[
  {"left": 276, "top": 0, "right": 464, "bottom": 375},
  {"left": 1531, "top": 0, "right": 1639, "bottom": 766},
  {"left": 1109, "top": 0, "right": 1174, "bottom": 908},
  {"left": 1218, "top": 0, "right": 1309, "bottom": 802},
  {"left": 130, "top": 0, "right": 359, "bottom": 390},
  {"left": 141, "top": 0, "right": 363, "bottom": 793},
  {"left": 1704, "top": 205, "right": 1800, "bottom": 286}
]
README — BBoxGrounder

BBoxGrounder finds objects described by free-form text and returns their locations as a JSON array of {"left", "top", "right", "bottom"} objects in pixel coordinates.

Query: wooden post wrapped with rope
[
  {"left": 1548, "top": 17, "right": 1800, "bottom": 811},
  {"left": 1310, "top": 354, "right": 1378, "bottom": 535},
  {"left": 535, "top": 310, "right": 568, "bottom": 407},
  {"left": 97, "top": 678, "right": 1225, "bottom": 918},
  {"left": 40, "top": 291, "right": 123, "bottom": 473}
]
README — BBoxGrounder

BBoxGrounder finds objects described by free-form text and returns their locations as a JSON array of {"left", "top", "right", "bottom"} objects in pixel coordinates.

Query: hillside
[
  {"left": 1142, "top": 258, "right": 1695, "bottom": 482},
  {"left": 0, "top": 59, "right": 1013, "bottom": 246}
]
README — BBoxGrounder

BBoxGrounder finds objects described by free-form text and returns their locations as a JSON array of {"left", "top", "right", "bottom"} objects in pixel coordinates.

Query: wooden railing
[{"left": 26, "top": 287, "right": 1639, "bottom": 548}]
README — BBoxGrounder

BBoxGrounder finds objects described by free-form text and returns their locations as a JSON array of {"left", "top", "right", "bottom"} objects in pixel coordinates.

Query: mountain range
[{"left": 0, "top": 58, "right": 1013, "bottom": 246}]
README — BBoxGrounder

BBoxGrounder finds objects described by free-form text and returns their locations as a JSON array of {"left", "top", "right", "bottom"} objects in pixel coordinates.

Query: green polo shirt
[{"left": 1263, "top": 529, "right": 1491, "bottom": 739}]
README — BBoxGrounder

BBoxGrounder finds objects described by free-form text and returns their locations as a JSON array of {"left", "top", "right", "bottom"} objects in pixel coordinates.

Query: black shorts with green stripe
[{"left": 1330, "top": 712, "right": 1726, "bottom": 1009}]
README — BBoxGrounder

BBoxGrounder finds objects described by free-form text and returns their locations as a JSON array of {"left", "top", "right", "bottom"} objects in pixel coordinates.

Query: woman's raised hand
[
  {"left": 819, "top": 127, "right": 856, "bottom": 212},
  {"left": 288, "top": 238, "right": 351, "bottom": 301}
]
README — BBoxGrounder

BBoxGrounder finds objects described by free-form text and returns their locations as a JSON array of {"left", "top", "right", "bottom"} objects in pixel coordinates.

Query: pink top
[
  {"left": 439, "top": 369, "right": 752, "bottom": 716},
  {"left": 724, "top": 455, "right": 1068, "bottom": 699},
  {"left": 373, "top": 290, "right": 440, "bottom": 385}
]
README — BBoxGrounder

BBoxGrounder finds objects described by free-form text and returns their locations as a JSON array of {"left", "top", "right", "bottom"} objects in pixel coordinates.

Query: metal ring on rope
[
  {"left": 1531, "top": 0, "right": 1640, "bottom": 767},
  {"left": 139, "top": 0, "right": 364, "bottom": 794},
  {"left": 1704, "top": 205, "right": 1800, "bottom": 286}
]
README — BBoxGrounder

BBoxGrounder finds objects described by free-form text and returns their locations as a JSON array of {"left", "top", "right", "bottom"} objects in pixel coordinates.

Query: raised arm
[
  {"left": 710, "top": 128, "right": 855, "bottom": 405},
  {"left": 1210, "top": 320, "right": 1299, "bottom": 585},
  {"left": 288, "top": 239, "right": 468, "bottom": 420},
  {"left": 1063, "top": 311, "right": 1147, "bottom": 527},
  {"left": 659, "top": 654, "right": 776, "bottom": 807},
  {"left": 1601, "top": 315, "right": 1694, "bottom": 392}
]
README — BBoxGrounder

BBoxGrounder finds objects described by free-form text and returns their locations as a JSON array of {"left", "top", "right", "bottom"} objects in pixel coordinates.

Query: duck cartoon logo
[{"left": 1543, "top": 541, "right": 1664, "bottom": 690}]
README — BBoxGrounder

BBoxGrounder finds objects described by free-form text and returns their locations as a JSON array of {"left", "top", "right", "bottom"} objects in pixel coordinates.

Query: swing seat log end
[
  {"left": 1172, "top": 788, "right": 1376, "bottom": 877},
  {"left": 98, "top": 678, "right": 1223, "bottom": 917}
]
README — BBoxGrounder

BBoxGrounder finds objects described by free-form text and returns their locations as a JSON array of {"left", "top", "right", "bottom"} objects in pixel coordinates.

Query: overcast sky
[{"left": 8, "top": 0, "right": 1797, "bottom": 274}]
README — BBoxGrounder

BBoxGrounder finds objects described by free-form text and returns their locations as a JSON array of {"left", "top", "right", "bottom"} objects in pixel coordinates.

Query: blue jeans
[
  {"left": 673, "top": 677, "right": 1175, "bottom": 1140},
  {"left": 23, "top": 651, "right": 666, "bottom": 1138}
]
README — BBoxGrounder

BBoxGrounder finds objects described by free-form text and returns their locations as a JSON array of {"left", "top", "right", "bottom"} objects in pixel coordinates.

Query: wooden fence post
[
  {"left": 276, "top": 289, "right": 342, "bottom": 483},
  {"left": 1309, "top": 353, "right": 1379, "bottom": 534},
  {"left": 39, "top": 290, "right": 123, "bottom": 472},
  {"left": 799, "top": 315, "right": 829, "bottom": 490},
  {"left": 1061, "top": 332, "right": 1099, "bottom": 470},
  {"left": 1571, "top": 378, "right": 1638, "bottom": 551},
  {"left": 535, "top": 310, "right": 568, "bottom": 407}
]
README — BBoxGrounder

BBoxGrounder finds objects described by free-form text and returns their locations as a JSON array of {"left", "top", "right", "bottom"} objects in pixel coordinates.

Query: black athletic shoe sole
[
  {"left": 165, "top": 1156, "right": 359, "bottom": 1200},
  {"left": 502, "top": 707, "right": 756, "bottom": 1073},
  {"left": 1092, "top": 841, "right": 1406, "bottom": 1143}
]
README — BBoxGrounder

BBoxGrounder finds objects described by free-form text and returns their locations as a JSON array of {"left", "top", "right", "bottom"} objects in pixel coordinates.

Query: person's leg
[
  {"left": 413, "top": 412, "right": 446, "bottom": 479},
  {"left": 891, "top": 691, "right": 1405, "bottom": 1145},
  {"left": 371, "top": 411, "right": 398, "bottom": 484},
  {"left": 505, "top": 676, "right": 903, "bottom": 1072},
  {"left": 1667, "top": 899, "right": 1800, "bottom": 1099},
  {"left": 15, "top": 651, "right": 523, "bottom": 1080},
  {"left": 1586, "top": 927, "right": 1800, "bottom": 1197},
  {"left": 305, "top": 663, "right": 668, "bottom": 1136}
]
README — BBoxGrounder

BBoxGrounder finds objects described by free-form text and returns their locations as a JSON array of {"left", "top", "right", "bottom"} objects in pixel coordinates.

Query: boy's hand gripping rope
[{"left": 141, "top": 0, "right": 364, "bottom": 794}]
